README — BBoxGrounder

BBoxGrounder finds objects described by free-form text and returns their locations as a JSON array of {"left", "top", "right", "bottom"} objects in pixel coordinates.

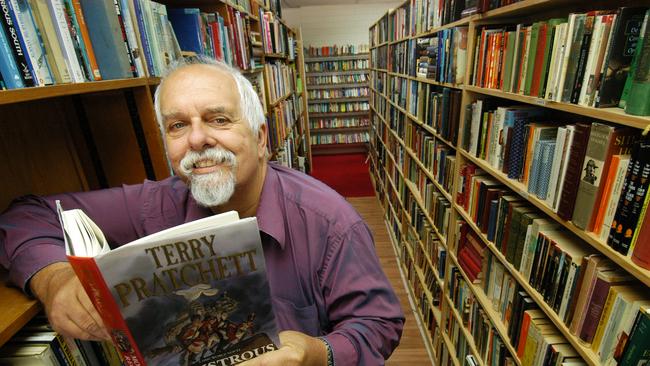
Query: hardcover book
[{"left": 57, "top": 203, "right": 280, "bottom": 366}]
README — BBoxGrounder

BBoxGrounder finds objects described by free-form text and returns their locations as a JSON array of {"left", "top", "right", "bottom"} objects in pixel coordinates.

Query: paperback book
[{"left": 57, "top": 202, "right": 279, "bottom": 366}]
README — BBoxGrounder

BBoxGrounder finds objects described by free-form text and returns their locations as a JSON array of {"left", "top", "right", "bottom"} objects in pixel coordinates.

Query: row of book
[
  {"left": 460, "top": 100, "right": 650, "bottom": 267},
  {"left": 471, "top": 7, "right": 650, "bottom": 115},
  {"left": 403, "top": 120, "right": 456, "bottom": 196},
  {"left": 0, "top": 315, "right": 122, "bottom": 365},
  {"left": 456, "top": 160, "right": 650, "bottom": 363},
  {"left": 309, "top": 132, "right": 369, "bottom": 145},
  {"left": 309, "top": 116, "right": 370, "bottom": 129},
  {"left": 305, "top": 59, "right": 368, "bottom": 72},
  {"left": 0, "top": 0, "right": 179, "bottom": 89},
  {"left": 404, "top": 173, "right": 452, "bottom": 244},
  {"left": 371, "top": 45, "right": 388, "bottom": 70},
  {"left": 307, "top": 101, "right": 370, "bottom": 113},
  {"left": 307, "top": 87, "right": 369, "bottom": 99},
  {"left": 263, "top": 61, "right": 295, "bottom": 103},
  {"left": 266, "top": 95, "right": 300, "bottom": 154},
  {"left": 168, "top": 6, "right": 257, "bottom": 72},
  {"left": 447, "top": 265, "right": 518, "bottom": 366},
  {"left": 376, "top": 0, "right": 470, "bottom": 45},
  {"left": 305, "top": 44, "right": 369, "bottom": 56},
  {"left": 410, "top": 28, "right": 468, "bottom": 85},
  {"left": 306, "top": 73, "right": 368, "bottom": 85},
  {"left": 259, "top": 9, "right": 291, "bottom": 56},
  {"left": 406, "top": 82, "right": 461, "bottom": 144}
]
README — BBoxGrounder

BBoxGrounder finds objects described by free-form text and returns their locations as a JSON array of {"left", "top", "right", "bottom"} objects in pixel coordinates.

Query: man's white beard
[{"left": 179, "top": 147, "right": 237, "bottom": 207}]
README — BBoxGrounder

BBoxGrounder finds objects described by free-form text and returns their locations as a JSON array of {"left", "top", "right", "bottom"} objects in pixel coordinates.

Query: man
[
  {"left": 0, "top": 57, "right": 404, "bottom": 365},
  {"left": 583, "top": 159, "right": 598, "bottom": 185}
]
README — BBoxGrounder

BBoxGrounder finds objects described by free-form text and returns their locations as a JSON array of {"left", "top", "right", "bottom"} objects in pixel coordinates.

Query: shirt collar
[
  {"left": 180, "top": 163, "right": 286, "bottom": 249},
  {"left": 256, "top": 163, "right": 286, "bottom": 249}
]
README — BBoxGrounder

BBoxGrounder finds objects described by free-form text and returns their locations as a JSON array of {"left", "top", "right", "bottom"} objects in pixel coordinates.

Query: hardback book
[
  {"left": 624, "top": 9, "right": 650, "bottom": 116},
  {"left": 79, "top": 0, "right": 133, "bottom": 79},
  {"left": 619, "top": 9, "right": 649, "bottom": 109},
  {"left": 597, "top": 155, "right": 631, "bottom": 241},
  {"left": 27, "top": 0, "right": 72, "bottom": 84},
  {"left": 167, "top": 8, "right": 204, "bottom": 55},
  {"left": 571, "top": 123, "right": 636, "bottom": 231},
  {"left": 0, "top": 344, "right": 59, "bottom": 364},
  {"left": 595, "top": 7, "right": 648, "bottom": 107},
  {"left": 618, "top": 306, "right": 650, "bottom": 366},
  {"left": 45, "top": 0, "right": 86, "bottom": 83},
  {"left": 57, "top": 203, "right": 280, "bottom": 366},
  {"left": 608, "top": 140, "right": 650, "bottom": 255}
]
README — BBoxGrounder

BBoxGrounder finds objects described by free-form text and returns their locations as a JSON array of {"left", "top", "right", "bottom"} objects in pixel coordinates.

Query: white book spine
[
  {"left": 46, "top": 0, "right": 84, "bottom": 82},
  {"left": 578, "top": 15, "right": 604, "bottom": 106},
  {"left": 552, "top": 125, "right": 575, "bottom": 212},
  {"left": 555, "top": 14, "right": 578, "bottom": 102},
  {"left": 545, "top": 22, "right": 567, "bottom": 100},
  {"left": 120, "top": 0, "right": 144, "bottom": 77}
]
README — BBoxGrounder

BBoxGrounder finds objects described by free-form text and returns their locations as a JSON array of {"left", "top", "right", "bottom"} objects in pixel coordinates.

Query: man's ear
[{"left": 257, "top": 123, "right": 268, "bottom": 158}]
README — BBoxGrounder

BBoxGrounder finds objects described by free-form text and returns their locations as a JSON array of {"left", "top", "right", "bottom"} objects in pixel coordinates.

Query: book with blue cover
[{"left": 167, "top": 8, "right": 202, "bottom": 55}]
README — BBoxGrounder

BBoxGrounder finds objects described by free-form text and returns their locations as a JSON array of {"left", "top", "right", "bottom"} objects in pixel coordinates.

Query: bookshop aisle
[{"left": 347, "top": 196, "right": 433, "bottom": 365}]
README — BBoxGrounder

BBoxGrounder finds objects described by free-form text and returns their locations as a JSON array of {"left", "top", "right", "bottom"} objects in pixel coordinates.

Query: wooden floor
[{"left": 347, "top": 196, "right": 433, "bottom": 365}]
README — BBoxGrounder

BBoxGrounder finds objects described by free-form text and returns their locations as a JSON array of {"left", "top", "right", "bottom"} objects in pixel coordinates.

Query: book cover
[
  {"left": 624, "top": 9, "right": 650, "bottom": 116},
  {"left": 560, "top": 13, "right": 587, "bottom": 103},
  {"left": 619, "top": 9, "right": 649, "bottom": 109},
  {"left": 57, "top": 205, "right": 280, "bottom": 366},
  {"left": 618, "top": 306, "right": 650, "bottom": 366},
  {"left": 167, "top": 8, "right": 203, "bottom": 55},
  {"left": 593, "top": 155, "right": 629, "bottom": 238},
  {"left": 571, "top": 123, "right": 636, "bottom": 230},
  {"left": 608, "top": 140, "right": 650, "bottom": 254},
  {"left": 79, "top": 0, "right": 132, "bottom": 79},
  {"left": 595, "top": 7, "right": 648, "bottom": 107}
]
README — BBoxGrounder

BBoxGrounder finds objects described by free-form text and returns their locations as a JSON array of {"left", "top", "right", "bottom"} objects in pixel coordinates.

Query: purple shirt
[{"left": 1, "top": 162, "right": 404, "bottom": 365}]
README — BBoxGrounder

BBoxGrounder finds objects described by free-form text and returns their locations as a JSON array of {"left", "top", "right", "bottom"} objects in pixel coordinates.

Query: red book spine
[
  {"left": 530, "top": 23, "right": 548, "bottom": 96},
  {"left": 632, "top": 215, "right": 650, "bottom": 269},
  {"left": 68, "top": 255, "right": 145, "bottom": 366}
]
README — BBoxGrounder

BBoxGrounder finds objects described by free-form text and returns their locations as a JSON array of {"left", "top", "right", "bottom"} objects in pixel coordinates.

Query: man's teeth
[{"left": 194, "top": 160, "right": 217, "bottom": 168}]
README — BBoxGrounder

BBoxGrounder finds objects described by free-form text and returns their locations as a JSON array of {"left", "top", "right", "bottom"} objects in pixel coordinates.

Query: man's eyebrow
[{"left": 161, "top": 111, "right": 185, "bottom": 122}]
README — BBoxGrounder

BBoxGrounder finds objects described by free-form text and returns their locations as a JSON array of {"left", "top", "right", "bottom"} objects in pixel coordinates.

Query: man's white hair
[{"left": 153, "top": 56, "right": 266, "bottom": 136}]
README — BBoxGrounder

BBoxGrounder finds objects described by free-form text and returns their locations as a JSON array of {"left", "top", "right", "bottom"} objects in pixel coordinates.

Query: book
[
  {"left": 0, "top": 343, "right": 60, "bottom": 364},
  {"left": 618, "top": 306, "right": 650, "bottom": 366},
  {"left": 79, "top": 0, "right": 134, "bottom": 79},
  {"left": 595, "top": 7, "right": 648, "bottom": 107},
  {"left": 592, "top": 155, "right": 630, "bottom": 237},
  {"left": 624, "top": 9, "right": 650, "bottom": 116},
  {"left": 571, "top": 123, "right": 636, "bottom": 231},
  {"left": 57, "top": 203, "right": 280, "bottom": 366}
]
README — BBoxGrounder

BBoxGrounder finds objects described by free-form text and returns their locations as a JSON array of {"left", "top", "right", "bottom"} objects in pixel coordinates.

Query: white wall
[{"left": 283, "top": 3, "right": 401, "bottom": 48}]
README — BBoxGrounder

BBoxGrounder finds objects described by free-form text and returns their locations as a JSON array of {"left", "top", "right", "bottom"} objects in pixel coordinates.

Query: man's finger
[{"left": 77, "top": 290, "right": 110, "bottom": 339}]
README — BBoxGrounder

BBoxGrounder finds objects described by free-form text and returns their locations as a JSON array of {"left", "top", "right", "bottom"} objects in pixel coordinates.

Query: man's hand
[
  {"left": 29, "top": 262, "right": 110, "bottom": 341},
  {"left": 238, "top": 330, "right": 328, "bottom": 366}
]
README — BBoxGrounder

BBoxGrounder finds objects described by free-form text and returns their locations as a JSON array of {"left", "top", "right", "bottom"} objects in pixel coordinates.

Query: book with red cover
[{"left": 57, "top": 206, "right": 280, "bottom": 366}]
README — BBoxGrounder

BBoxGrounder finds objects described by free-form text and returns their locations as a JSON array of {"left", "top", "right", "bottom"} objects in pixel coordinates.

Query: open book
[{"left": 56, "top": 202, "right": 279, "bottom": 366}]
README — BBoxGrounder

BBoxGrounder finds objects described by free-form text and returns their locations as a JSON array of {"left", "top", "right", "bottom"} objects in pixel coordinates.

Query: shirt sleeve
[
  {"left": 0, "top": 184, "right": 151, "bottom": 293},
  {"left": 320, "top": 220, "right": 405, "bottom": 365}
]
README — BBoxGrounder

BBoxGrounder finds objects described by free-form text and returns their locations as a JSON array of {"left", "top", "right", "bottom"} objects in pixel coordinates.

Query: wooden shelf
[
  {"left": 458, "top": 149, "right": 650, "bottom": 287},
  {"left": 0, "top": 277, "right": 41, "bottom": 348},
  {"left": 0, "top": 78, "right": 158, "bottom": 105},
  {"left": 304, "top": 54, "right": 369, "bottom": 62},
  {"left": 465, "top": 85, "right": 650, "bottom": 130},
  {"left": 387, "top": 71, "right": 464, "bottom": 90},
  {"left": 268, "top": 90, "right": 294, "bottom": 107},
  {"left": 454, "top": 206, "right": 601, "bottom": 365},
  {"left": 263, "top": 53, "right": 288, "bottom": 59}
]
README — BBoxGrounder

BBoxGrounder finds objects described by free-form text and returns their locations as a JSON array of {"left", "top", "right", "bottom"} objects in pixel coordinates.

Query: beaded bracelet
[{"left": 319, "top": 337, "right": 334, "bottom": 366}]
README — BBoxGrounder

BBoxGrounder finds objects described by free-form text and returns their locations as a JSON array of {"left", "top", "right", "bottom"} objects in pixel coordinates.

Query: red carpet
[{"left": 311, "top": 153, "right": 375, "bottom": 197}]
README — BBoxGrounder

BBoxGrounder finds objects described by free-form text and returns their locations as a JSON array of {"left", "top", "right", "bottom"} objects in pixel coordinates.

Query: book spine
[
  {"left": 557, "top": 123, "right": 590, "bottom": 220},
  {"left": 624, "top": 9, "right": 650, "bottom": 116},
  {"left": 67, "top": 255, "right": 146, "bottom": 365},
  {"left": 0, "top": 0, "right": 35, "bottom": 86},
  {"left": 71, "top": 0, "right": 101, "bottom": 80},
  {"left": 132, "top": 0, "right": 154, "bottom": 76},
  {"left": 619, "top": 10, "right": 649, "bottom": 109},
  {"left": 9, "top": 0, "right": 54, "bottom": 85},
  {"left": 46, "top": 0, "right": 84, "bottom": 82}
]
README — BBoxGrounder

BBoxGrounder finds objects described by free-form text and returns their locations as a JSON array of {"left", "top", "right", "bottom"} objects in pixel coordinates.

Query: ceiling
[{"left": 281, "top": 0, "right": 398, "bottom": 8}]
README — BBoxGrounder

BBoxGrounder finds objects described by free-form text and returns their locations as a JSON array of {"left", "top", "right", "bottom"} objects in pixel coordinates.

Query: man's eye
[
  {"left": 168, "top": 122, "right": 186, "bottom": 131},
  {"left": 210, "top": 117, "right": 230, "bottom": 125}
]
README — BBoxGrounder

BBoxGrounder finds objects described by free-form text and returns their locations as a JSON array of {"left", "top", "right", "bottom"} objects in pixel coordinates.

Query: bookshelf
[
  {"left": 0, "top": 0, "right": 307, "bottom": 353},
  {"left": 369, "top": 1, "right": 650, "bottom": 366},
  {"left": 305, "top": 51, "right": 371, "bottom": 155}
]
